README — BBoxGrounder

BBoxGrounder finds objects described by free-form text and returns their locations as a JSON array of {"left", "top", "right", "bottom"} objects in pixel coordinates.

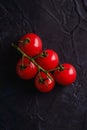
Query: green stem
[
  {"left": 33, "top": 50, "right": 47, "bottom": 59},
  {"left": 18, "top": 38, "right": 30, "bottom": 44},
  {"left": 33, "top": 53, "right": 42, "bottom": 59},
  {"left": 48, "top": 67, "right": 60, "bottom": 72},
  {"left": 48, "top": 65, "right": 64, "bottom": 72},
  {"left": 12, "top": 43, "right": 53, "bottom": 80}
]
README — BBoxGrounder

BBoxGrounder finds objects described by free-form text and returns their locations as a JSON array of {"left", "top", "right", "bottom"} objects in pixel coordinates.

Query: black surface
[{"left": 0, "top": 0, "right": 87, "bottom": 130}]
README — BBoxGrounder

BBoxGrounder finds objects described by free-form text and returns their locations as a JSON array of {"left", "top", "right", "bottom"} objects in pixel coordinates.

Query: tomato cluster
[{"left": 14, "top": 33, "right": 77, "bottom": 93}]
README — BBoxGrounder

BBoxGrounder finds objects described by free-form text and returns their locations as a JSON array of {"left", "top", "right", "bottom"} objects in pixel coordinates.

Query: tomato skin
[
  {"left": 16, "top": 57, "right": 38, "bottom": 80},
  {"left": 36, "top": 49, "right": 59, "bottom": 70},
  {"left": 53, "top": 63, "right": 77, "bottom": 86},
  {"left": 18, "top": 33, "right": 42, "bottom": 57},
  {"left": 34, "top": 72, "right": 55, "bottom": 92}
]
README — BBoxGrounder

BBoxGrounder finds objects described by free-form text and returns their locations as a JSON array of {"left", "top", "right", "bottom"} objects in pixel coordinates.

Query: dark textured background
[{"left": 0, "top": 0, "right": 87, "bottom": 130}]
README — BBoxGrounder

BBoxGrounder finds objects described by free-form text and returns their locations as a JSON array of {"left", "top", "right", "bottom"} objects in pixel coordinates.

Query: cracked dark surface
[{"left": 0, "top": 0, "right": 87, "bottom": 130}]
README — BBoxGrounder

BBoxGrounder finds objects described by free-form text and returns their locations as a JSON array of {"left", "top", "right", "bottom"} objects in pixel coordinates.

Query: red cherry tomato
[
  {"left": 16, "top": 57, "right": 38, "bottom": 80},
  {"left": 18, "top": 33, "right": 42, "bottom": 57},
  {"left": 34, "top": 72, "right": 55, "bottom": 92},
  {"left": 36, "top": 49, "right": 59, "bottom": 70},
  {"left": 53, "top": 63, "right": 77, "bottom": 86}
]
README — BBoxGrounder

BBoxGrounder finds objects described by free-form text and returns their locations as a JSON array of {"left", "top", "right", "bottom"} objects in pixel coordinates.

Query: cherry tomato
[
  {"left": 36, "top": 49, "right": 59, "bottom": 70},
  {"left": 34, "top": 72, "right": 55, "bottom": 92},
  {"left": 53, "top": 63, "right": 77, "bottom": 86},
  {"left": 16, "top": 57, "right": 38, "bottom": 80},
  {"left": 18, "top": 33, "right": 42, "bottom": 57}
]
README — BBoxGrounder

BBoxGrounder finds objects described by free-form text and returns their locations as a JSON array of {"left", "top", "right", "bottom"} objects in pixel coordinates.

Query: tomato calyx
[
  {"left": 39, "top": 76, "right": 49, "bottom": 88},
  {"left": 38, "top": 71, "right": 47, "bottom": 83},
  {"left": 20, "top": 65, "right": 27, "bottom": 70},
  {"left": 48, "top": 64, "right": 64, "bottom": 72},
  {"left": 39, "top": 77, "right": 48, "bottom": 84},
  {"left": 58, "top": 65, "right": 64, "bottom": 71},
  {"left": 33, "top": 50, "right": 48, "bottom": 59},
  {"left": 19, "top": 38, "right": 30, "bottom": 45},
  {"left": 41, "top": 50, "right": 48, "bottom": 57}
]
